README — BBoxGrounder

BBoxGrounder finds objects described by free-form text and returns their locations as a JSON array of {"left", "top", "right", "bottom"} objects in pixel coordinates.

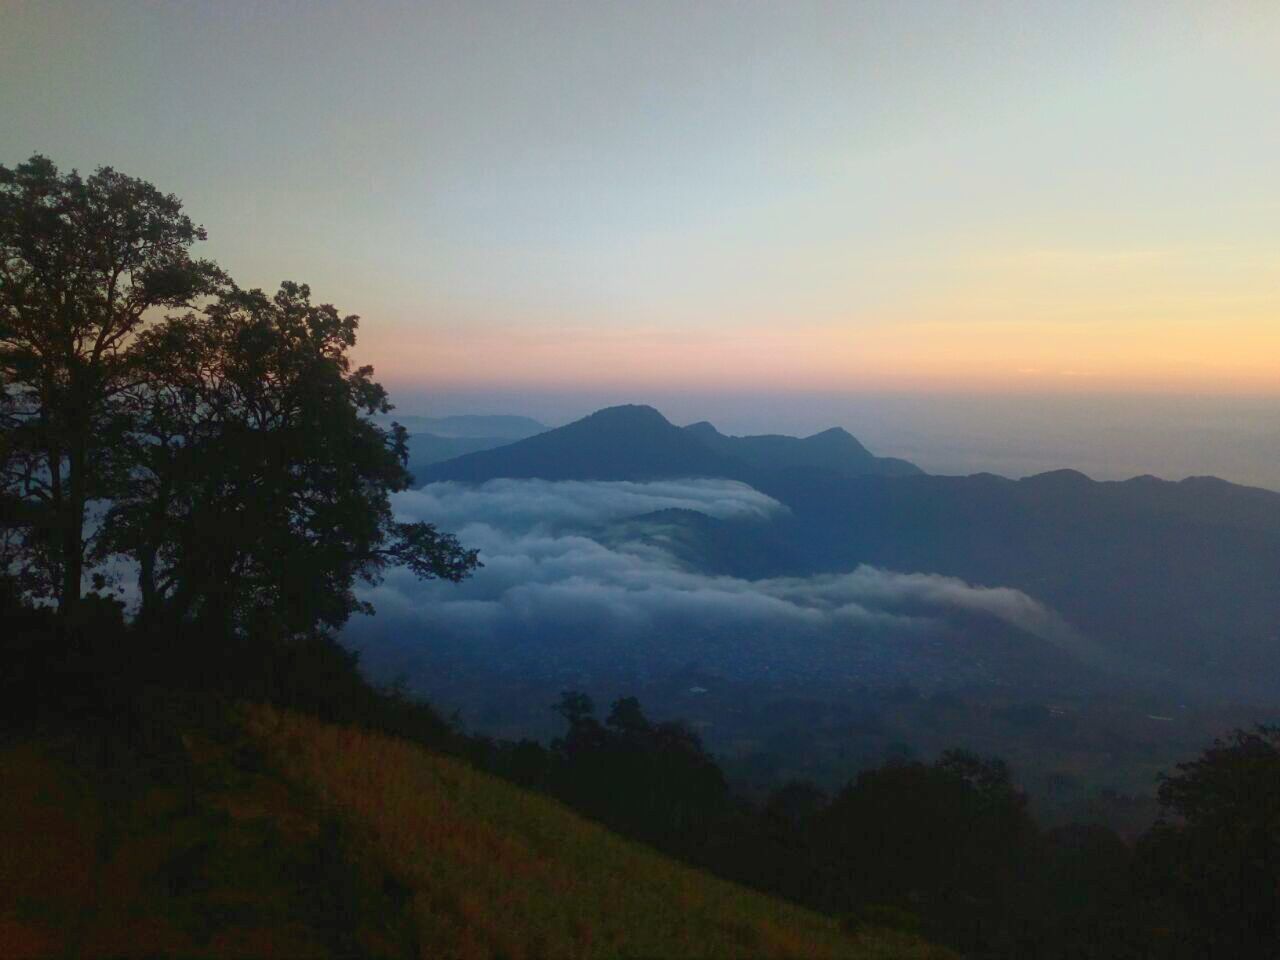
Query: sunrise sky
[{"left": 3, "top": 0, "right": 1278, "bottom": 399}]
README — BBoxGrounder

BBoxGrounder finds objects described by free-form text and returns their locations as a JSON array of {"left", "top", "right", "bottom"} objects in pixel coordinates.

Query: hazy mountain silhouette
[
  {"left": 682, "top": 420, "right": 922, "bottom": 478},
  {"left": 750, "top": 469, "right": 1280, "bottom": 701},
  {"left": 423, "top": 405, "right": 919, "bottom": 483},
  {"left": 386, "top": 414, "right": 547, "bottom": 439},
  {"left": 423, "top": 406, "right": 747, "bottom": 482},
  {"left": 418, "top": 403, "right": 1280, "bottom": 699},
  {"left": 405, "top": 433, "right": 520, "bottom": 483}
]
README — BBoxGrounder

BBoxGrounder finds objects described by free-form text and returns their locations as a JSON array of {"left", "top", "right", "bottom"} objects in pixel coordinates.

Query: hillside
[
  {"left": 0, "top": 703, "right": 950, "bottom": 960},
  {"left": 423, "top": 405, "right": 919, "bottom": 484}
]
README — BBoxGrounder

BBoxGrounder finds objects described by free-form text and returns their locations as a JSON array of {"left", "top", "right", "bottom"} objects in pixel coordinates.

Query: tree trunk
[
  {"left": 137, "top": 470, "right": 173, "bottom": 626},
  {"left": 59, "top": 437, "right": 85, "bottom": 619},
  {"left": 138, "top": 544, "right": 157, "bottom": 621}
]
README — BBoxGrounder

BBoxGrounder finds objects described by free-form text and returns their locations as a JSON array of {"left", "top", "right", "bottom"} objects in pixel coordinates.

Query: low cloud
[
  {"left": 346, "top": 479, "right": 1096, "bottom": 705},
  {"left": 759, "top": 568, "right": 1085, "bottom": 651},
  {"left": 392, "top": 478, "right": 785, "bottom": 533}
]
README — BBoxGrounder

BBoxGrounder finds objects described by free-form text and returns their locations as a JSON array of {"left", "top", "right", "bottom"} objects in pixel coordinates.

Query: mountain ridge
[
  {"left": 421, "top": 403, "right": 1280, "bottom": 701},
  {"left": 381, "top": 413, "right": 547, "bottom": 439},
  {"left": 423, "top": 404, "right": 921, "bottom": 483},
  {"left": 680, "top": 419, "right": 922, "bottom": 479}
]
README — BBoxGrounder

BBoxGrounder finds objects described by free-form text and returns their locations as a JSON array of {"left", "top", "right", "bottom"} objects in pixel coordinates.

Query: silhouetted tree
[
  {"left": 552, "top": 690, "right": 598, "bottom": 733},
  {"left": 1, "top": 153, "right": 476, "bottom": 651},
  {"left": 1136, "top": 724, "right": 1280, "bottom": 957},
  {"left": 606, "top": 695, "right": 650, "bottom": 736},
  {"left": 104, "top": 280, "right": 478, "bottom": 642},
  {"left": 812, "top": 750, "right": 1036, "bottom": 949},
  {"left": 0, "top": 155, "right": 224, "bottom": 617},
  {"left": 548, "top": 692, "right": 729, "bottom": 854}
]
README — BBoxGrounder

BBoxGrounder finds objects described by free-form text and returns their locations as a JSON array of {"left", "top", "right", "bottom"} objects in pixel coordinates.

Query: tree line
[{"left": 477, "top": 692, "right": 1280, "bottom": 959}]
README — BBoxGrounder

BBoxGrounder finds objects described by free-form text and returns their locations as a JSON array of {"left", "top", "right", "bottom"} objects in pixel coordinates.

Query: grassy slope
[
  {"left": 0, "top": 703, "right": 951, "bottom": 959},
  {"left": 0, "top": 703, "right": 411, "bottom": 959}
]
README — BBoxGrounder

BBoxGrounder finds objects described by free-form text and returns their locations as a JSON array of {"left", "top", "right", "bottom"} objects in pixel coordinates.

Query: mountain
[
  {"left": 405, "top": 432, "right": 517, "bottom": 482},
  {"left": 683, "top": 420, "right": 922, "bottom": 478},
  {"left": 419, "top": 403, "right": 1280, "bottom": 700},
  {"left": 752, "top": 469, "right": 1280, "bottom": 700},
  {"left": 423, "top": 405, "right": 920, "bottom": 483},
  {"left": 587, "top": 465, "right": 1280, "bottom": 700},
  {"left": 382, "top": 413, "right": 547, "bottom": 439},
  {"left": 423, "top": 405, "right": 742, "bottom": 482}
]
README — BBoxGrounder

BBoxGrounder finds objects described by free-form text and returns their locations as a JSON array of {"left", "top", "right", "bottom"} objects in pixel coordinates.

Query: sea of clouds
[{"left": 343, "top": 479, "right": 1097, "bottom": 705}]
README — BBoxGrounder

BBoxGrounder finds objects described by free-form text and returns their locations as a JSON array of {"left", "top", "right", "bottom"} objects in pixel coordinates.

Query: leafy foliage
[
  {"left": 1136, "top": 725, "right": 1280, "bottom": 957},
  {"left": 0, "top": 154, "right": 223, "bottom": 612},
  {"left": 1, "top": 154, "right": 477, "bottom": 645},
  {"left": 109, "top": 280, "right": 476, "bottom": 638},
  {"left": 545, "top": 692, "right": 730, "bottom": 850}
]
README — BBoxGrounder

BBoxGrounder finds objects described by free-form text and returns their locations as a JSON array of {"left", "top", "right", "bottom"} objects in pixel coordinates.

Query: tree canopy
[
  {"left": 1, "top": 154, "right": 477, "bottom": 641},
  {"left": 0, "top": 155, "right": 224, "bottom": 614},
  {"left": 1137, "top": 724, "right": 1280, "bottom": 957}
]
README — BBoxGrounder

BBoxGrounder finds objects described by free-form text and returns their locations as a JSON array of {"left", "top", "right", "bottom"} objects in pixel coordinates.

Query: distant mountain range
[
  {"left": 739, "top": 468, "right": 1280, "bottom": 700},
  {"left": 683, "top": 419, "right": 921, "bottom": 478},
  {"left": 418, "top": 403, "right": 1280, "bottom": 702},
  {"left": 385, "top": 413, "right": 547, "bottom": 439},
  {"left": 422, "top": 404, "right": 921, "bottom": 484},
  {"left": 395, "top": 414, "right": 551, "bottom": 484},
  {"left": 405, "top": 434, "right": 521, "bottom": 482}
]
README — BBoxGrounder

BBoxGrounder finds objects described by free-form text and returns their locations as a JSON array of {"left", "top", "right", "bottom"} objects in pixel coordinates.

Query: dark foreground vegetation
[
  {"left": 474, "top": 689, "right": 1280, "bottom": 958},
  {"left": 3, "top": 155, "right": 1278, "bottom": 958},
  {"left": 4, "top": 638, "right": 945, "bottom": 959},
  {"left": 4, "top": 589, "right": 1278, "bottom": 959}
]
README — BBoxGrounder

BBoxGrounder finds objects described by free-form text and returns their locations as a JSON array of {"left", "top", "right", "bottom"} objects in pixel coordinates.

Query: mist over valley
[{"left": 346, "top": 403, "right": 1280, "bottom": 801}]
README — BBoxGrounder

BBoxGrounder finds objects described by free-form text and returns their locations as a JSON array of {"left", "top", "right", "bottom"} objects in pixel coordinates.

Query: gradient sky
[{"left": 3, "top": 0, "right": 1278, "bottom": 398}]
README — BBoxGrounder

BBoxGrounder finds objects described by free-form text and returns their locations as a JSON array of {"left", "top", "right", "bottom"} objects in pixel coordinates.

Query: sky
[{"left": 3, "top": 0, "right": 1279, "bottom": 458}]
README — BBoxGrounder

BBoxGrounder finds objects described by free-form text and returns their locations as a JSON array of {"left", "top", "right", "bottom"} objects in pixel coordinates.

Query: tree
[
  {"left": 2, "top": 154, "right": 477, "bottom": 653},
  {"left": 0, "top": 155, "right": 223, "bottom": 617},
  {"left": 812, "top": 751, "right": 1035, "bottom": 950},
  {"left": 106, "top": 280, "right": 478, "bottom": 641},
  {"left": 1137, "top": 725, "right": 1280, "bottom": 957},
  {"left": 549, "top": 692, "right": 729, "bottom": 855}
]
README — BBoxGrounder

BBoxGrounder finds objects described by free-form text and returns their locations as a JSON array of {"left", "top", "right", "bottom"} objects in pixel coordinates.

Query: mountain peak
[
  {"left": 1023, "top": 468, "right": 1094, "bottom": 488},
  {"left": 424, "top": 403, "right": 733, "bottom": 482},
  {"left": 683, "top": 421, "right": 724, "bottom": 440},
  {"left": 425, "top": 404, "right": 922, "bottom": 483},
  {"left": 802, "top": 426, "right": 872, "bottom": 457},
  {"left": 581, "top": 404, "right": 671, "bottom": 428},
  {"left": 809, "top": 426, "right": 852, "bottom": 440}
]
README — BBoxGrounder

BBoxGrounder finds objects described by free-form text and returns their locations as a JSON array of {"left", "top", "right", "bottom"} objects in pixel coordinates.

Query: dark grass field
[{"left": 0, "top": 699, "right": 951, "bottom": 959}]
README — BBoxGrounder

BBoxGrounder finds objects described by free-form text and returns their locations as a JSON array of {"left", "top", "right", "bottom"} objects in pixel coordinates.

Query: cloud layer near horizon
[
  {"left": 344, "top": 479, "right": 1091, "bottom": 699},
  {"left": 392, "top": 478, "right": 786, "bottom": 532}
]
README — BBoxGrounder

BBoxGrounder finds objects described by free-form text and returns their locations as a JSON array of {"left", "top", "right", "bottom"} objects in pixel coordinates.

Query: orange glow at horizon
[
  {"left": 358, "top": 325, "right": 1280, "bottom": 396},
  {"left": 356, "top": 296, "right": 1280, "bottom": 397},
  {"left": 7, "top": 2, "right": 1278, "bottom": 404},
  {"left": 352, "top": 232, "right": 1280, "bottom": 398}
]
